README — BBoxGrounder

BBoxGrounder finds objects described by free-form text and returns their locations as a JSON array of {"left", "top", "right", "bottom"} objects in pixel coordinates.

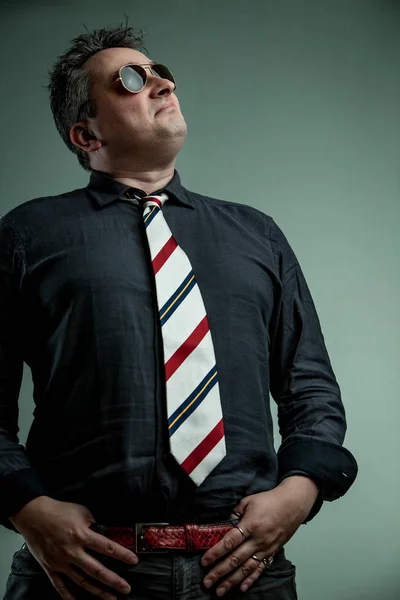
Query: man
[{"left": 0, "top": 21, "right": 357, "bottom": 600}]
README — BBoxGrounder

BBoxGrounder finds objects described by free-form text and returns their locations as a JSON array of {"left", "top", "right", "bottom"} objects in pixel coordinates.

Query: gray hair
[{"left": 45, "top": 17, "right": 148, "bottom": 171}]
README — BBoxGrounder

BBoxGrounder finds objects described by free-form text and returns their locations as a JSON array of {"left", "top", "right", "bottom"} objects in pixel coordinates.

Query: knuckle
[
  {"left": 53, "top": 584, "right": 67, "bottom": 594},
  {"left": 48, "top": 574, "right": 73, "bottom": 600},
  {"left": 257, "top": 563, "right": 265, "bottom": 574},
  {"left": 208, "top": 570, "right": 219, "bottom": 582},
  {"left": 246, "top": 520, "right": 260, "bottom": 537},
  {"left": 228, "top": 554, "right": 241, "bottom": 568},
  {"left": 77, "top": 577, "right": 91, "bottom": 589},
  {"left": 104, "top": 543, "right": 117, "bottom": 556},
  {"left": 92, "top": 565, "right": 108, "bottom": 580},
  {"left": 241, "top": 563, "right": 253, "bottom": 576},
  {"left": 54, "top": 585, "right": 72, "bottom": 600},
  {"left": 72, "top": 529, "right": 87, "bottom": 544},
  {"left": 224, "top": 535, "right": 237, "bottom": 551},
  {"left": 61, "top": 546, "right": 77, "bottom": 561},
  {"left": 77, "top": 577, "right": 115, "bottom": 600}
]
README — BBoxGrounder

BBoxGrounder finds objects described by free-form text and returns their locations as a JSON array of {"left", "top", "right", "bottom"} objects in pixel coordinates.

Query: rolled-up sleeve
[
  {"left": 0, "top": 217, "right": 48, "bottom": 532},
  {"left": 268, "top": 219, "right": 358, "bottom": 522}
]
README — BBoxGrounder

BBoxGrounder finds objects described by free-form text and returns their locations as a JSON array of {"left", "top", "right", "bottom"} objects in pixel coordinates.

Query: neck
[{"left": 96, "top": 166, "right": 176, "bottom": 196}]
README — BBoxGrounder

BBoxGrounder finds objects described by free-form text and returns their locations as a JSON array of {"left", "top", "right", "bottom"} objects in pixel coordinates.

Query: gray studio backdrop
[{"left": 0, "top": 1, "right": 399, "bottom": 599}]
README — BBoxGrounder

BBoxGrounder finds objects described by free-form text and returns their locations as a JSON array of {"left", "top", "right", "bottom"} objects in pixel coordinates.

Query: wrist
[
  {"left": 278, "top": 475, "right": 320, "bottom": 510},
  {"left": 9, "top": 495, "right": 54, "bottom": 530}
]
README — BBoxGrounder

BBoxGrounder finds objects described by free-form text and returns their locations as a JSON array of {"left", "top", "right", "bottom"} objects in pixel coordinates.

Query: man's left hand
[{"left": 200, "top": 476, "right": 319, "bottom": 596}]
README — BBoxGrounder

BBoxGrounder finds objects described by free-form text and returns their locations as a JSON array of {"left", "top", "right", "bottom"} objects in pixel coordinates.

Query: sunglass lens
[
  {"left": 120, "top": 64, "right": 176, "bottom": 92},
  {"left": 121, "top": 65, "right": 146, "bottom": 92}
]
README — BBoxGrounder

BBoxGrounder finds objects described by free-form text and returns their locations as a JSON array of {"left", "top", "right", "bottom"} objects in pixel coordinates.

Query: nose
[{"left": 145, "top": 66, "right": 176, "bottom": 94}]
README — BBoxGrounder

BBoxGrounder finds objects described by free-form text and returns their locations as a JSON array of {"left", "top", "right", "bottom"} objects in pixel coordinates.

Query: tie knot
[{"left": 139, "top": 192, "right": 168, "bottom": 211}]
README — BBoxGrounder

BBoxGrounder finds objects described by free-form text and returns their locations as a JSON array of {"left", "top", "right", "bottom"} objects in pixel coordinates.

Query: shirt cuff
[
  {"left": 0, "top": 468, "right": 49, "bottom": 532},
  {"left": 277, "top": 439, "right": 358, "bottom": 501}
]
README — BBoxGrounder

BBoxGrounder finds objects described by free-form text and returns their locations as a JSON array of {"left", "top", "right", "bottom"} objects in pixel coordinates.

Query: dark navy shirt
[{"left": 0, "top": 169, "right": 357, "bottom": 533}]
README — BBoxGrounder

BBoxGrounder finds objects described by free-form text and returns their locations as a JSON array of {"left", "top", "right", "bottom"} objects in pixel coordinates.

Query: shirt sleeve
[
  {"left": 268, "top": 218, "right": 358, "bottom": 522},
  {"left": 0, "top": 217, "right": 49, "bottom": 532}
]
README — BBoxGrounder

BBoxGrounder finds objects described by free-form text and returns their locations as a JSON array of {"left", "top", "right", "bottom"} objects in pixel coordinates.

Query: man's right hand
[{"left": 9, "top": 496, "right": 138, "bottom": 600}]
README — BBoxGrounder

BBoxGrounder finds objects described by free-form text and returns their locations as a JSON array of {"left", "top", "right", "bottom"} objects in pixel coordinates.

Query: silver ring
[
  {"left": 235, "top": 525, "right": 247, "bottom": 541},
  {"left": 262, "top": 556, "right": 274, "bottom": 568},
  {"left": 251, "top": 554, "right": 261, "bottom": 563},
  {"left": 232, "top": 510, "right": 242, "bottom": 518}
]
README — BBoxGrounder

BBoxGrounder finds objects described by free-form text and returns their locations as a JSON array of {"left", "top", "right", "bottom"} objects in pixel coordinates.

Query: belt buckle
[{"left": 135, "top": 522, "right": 169, "bottom": 553}]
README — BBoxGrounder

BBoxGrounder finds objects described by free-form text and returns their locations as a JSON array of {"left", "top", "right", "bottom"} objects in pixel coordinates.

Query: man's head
[{"left": 47, "top": 21, "right": 187, "bottom": 173}]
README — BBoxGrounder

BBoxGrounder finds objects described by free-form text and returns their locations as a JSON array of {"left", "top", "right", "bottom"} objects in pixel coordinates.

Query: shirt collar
[{"left": 86, "top": 168, "right": 195, "bottom": 210}]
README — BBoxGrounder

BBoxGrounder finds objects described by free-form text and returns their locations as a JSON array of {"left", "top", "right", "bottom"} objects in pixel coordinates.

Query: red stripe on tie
[
  {"left": 165, "top": 315, "right": 209, "bottom": 381},
  {"left": 180, "top": 419, "right": 225, "bottom": 475},
  {"left": 144, "top": 197, "right": 162, "bottom": 208},
  {"left": 152, "top": 236, "right": 178, "bottom": 275}
]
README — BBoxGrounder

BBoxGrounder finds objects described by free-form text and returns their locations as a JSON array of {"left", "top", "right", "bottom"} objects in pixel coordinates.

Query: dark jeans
[{"left": 4, "top": 542, "right": 298, "bottom": 599}]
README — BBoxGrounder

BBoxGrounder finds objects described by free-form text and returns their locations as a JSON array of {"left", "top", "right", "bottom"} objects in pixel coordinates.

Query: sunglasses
[{"left": 78, "top": 63, "right": 176, "bottom": 118}]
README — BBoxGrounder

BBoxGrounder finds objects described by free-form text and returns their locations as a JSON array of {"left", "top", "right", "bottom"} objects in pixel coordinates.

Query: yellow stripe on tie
[
  {"left": 168, "top": 370, "right": 218, "bottom": 430},
  {"left": 144, "top": 206, "right": 157, "bottom": 224},
  {"left": 160, "top": 275, "right": 195, "bottom": 321}
]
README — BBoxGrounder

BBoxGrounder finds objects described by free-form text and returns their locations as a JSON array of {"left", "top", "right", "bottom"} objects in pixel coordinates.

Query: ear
[{"left": 69, "top": 121, "right": 102, "bottom": 153}]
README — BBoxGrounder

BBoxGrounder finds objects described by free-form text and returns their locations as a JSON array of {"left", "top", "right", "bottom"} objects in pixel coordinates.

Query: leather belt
[{"left": 90, "top": 521, "right": 235, "bottom": 553}]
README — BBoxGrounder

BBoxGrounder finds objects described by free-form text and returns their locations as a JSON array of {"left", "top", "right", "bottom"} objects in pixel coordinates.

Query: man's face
[{"left": 79, "top": 47, "right": 187, "bottom": 164}]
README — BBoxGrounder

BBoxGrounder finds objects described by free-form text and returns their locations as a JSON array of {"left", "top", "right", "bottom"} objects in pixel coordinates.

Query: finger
[
  {"left": 240, "top": 559, "right": 266, "bottom": 593},
  {"left": 240, "top": 548, "right": 279, "bottom": 592},
  {"left": 232, "top": 497, "right": 249, "bottom": 517},
  {"left": 45, "top": 570, "right": 78, "bottom": 600},
  {"left": 70, "top": 552, "right": 132, "bottom": 596},
  {"left": 62, "top": 565, "right": 123, "bottom": 600},
  {"left": 216, "top": 556, "right": 265, "bottom": 596},
  {"left": 201, "top": 524, "right": 249, "bottom": 567},
  {"left": 202, "top": 540, "right": 257, "bottom": 589},
  {"left": 86, "top": 531, "right": 139, "bottom": 565}
]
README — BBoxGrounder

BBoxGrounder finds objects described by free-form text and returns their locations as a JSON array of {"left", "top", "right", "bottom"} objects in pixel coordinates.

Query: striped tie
[{"left": 139, "top": 192, "right": 226, "bottom": 486}]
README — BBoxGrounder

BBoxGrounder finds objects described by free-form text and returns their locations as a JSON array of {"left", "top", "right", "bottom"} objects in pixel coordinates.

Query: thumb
[{"left": 233, "top": 495, "right": 251, "bottom": 517}]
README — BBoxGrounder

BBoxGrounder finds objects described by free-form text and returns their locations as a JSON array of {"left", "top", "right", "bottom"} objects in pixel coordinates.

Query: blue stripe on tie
[
  {"left": 159, "top": 271, "right": 197, "bottom": 326},
  {"left": 168, "top": 366, "right": 218, "bottom": 436},
  {"left": 144, "top": 206, "right": 159, "bottom": 228}
]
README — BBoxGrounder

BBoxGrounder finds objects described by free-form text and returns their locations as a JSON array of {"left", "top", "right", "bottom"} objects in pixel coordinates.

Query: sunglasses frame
[{"left": 77, "top": 63, "right": 176, "bottom": 120}]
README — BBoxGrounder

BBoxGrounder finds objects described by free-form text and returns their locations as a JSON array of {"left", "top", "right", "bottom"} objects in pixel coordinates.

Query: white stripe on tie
[{"left": 137, "top": 191, "right": 226, "bottom": 486}]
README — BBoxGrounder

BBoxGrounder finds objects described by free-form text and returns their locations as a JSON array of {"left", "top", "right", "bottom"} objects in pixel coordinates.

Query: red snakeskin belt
[{"left": 90, "top": 522, "right": 234, "bottom": 553}]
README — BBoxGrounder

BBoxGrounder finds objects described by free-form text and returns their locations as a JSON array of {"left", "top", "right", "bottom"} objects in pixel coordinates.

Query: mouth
[{"left": 156, "top": 103, "right": 175, "bottom": 115}]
